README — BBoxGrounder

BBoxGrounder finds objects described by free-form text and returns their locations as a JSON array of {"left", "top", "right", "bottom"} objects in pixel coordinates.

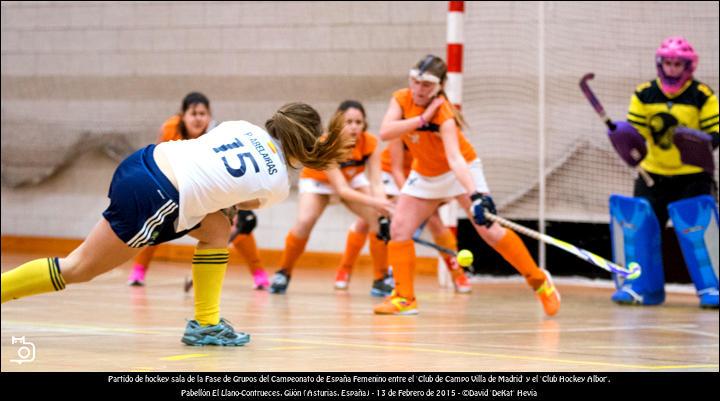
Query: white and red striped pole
[
  {"left": 446, "top": 1, "right": 464, "bottom": 107},
  {"left": 438, "top": 1, "right": 465, "bottom": 287}
]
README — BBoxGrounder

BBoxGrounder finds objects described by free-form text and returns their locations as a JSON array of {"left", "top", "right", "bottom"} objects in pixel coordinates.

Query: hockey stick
[
  {"left": 412, "top": 235, "right": 475, "bottom": 273},
  {"left": 411, "top": 217, "right": 463, "bottom": 257},
  {"left": 579, "top": 73, "right": 615, "bottom": 130},
  {"left": 411, "top": 220, "right": 456, "bottom": 256},
  {"left": 579, "top": 73, "right": 654, "bottom": 187},
  {"left": 412, "top": 236, "right": 456, "bottom": 256},
  {"left": 485, "top": 211, "right": 641, "bottom": 278}
]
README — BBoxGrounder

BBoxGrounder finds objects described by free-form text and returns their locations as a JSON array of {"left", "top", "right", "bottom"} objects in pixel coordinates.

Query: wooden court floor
[{"left": 2, "top": 251, "right": 718, "bottom": 372}]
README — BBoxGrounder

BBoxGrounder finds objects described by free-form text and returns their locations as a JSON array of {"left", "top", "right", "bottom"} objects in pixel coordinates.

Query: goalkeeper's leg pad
[
  {"left": 609, "top": 194, "right": 665, "bottom": 305},
  {"left": 668, "top": 195, "right": 719, "bottom": 309}
]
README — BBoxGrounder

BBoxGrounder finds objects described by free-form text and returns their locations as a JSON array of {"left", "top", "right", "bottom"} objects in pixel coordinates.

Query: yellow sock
[
  {"left": 192, "top": 248, "right": 229, "bottom": 326},
  {"left": 1, "top": 257, "right": 66, "bottom": 303}
]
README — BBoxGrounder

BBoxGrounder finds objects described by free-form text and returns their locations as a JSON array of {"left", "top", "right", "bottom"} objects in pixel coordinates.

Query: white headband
[{"left": 409, "top": 68, "right": 441, "bottom": 84}]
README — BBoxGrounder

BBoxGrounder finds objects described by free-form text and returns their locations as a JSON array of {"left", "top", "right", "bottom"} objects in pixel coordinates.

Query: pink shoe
[
  {"left": 252, "top": 269, "right": 270, "bottom": 290},
  {"left": 127, "top": 264, "right": 147, "bottom": 286}
]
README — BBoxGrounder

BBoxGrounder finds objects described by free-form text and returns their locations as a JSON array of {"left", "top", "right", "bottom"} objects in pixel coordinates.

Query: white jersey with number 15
[{"left": 157, "top": 120, "right": 289, "bottom": 231}]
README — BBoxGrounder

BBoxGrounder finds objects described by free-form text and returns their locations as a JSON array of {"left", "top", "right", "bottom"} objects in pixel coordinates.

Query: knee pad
[
  {"left": 235, "top": 210, "right": 258, "bottom": 235},
  {"left": 609, "top": 194, "right": 665, "bottom": 305},
  {"left": 668, "top": 195, "right": 719, "bottom": 308}
]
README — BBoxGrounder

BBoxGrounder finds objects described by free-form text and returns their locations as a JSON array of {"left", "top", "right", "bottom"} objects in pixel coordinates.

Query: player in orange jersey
[
  {"left": 373, "top": 55, "right": 560, "bottom": 316},
  {"left": 269, "top": 100, "right": 394, "bottom": 296},
  {"left": 127, "top": 92, "right": 270, "bottom": 290},
  {"left": 381, "top": 139, "right": 472, "bottom": 293}
]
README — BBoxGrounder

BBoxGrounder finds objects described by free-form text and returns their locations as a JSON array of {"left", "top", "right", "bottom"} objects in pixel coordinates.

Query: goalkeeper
[{"left": 607, "top": 36, "right": 718, "bottom": 308}]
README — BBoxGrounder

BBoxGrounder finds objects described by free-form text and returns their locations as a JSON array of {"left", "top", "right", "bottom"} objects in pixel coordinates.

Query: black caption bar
[{"left": 1, "top": 372, "right": 715, "bottom": 400}]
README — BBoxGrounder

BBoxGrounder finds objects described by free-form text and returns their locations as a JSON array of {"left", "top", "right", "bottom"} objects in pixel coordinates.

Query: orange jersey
[
  {"left": 380, "top": 143, "right": 413, "bottom": 177},
  {"left": 158, "top": 115, "right": 183, "bottom": 143},
  {"left": 393, "top": 88, "right": 477, "bottom": 176},
  {"left": 301, "top": 131, "right": 378, "bottom": 183}
]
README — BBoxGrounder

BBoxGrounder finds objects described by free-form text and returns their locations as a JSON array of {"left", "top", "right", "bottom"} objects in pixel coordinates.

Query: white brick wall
[
  {"left": 3, "top": 1, "right": 716, "bottom": 253},
  {"left": 0, "top": 1, "right": 445, "bottom": 257}
]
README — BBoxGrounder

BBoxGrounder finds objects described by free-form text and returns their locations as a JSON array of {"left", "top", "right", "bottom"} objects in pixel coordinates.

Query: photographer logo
[{"left": 11, "top": 336, "right": 35, "bottom": 364}]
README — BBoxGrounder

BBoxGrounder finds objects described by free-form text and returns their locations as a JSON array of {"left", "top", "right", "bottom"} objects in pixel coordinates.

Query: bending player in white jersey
[{"left": 1, "top": 102, "right": 353, "bottom": 346}]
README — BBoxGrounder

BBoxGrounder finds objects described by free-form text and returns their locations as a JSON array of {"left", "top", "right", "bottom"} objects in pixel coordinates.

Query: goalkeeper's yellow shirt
[{"left": 626, "top": 79, "right": 719, "bottom": 176}]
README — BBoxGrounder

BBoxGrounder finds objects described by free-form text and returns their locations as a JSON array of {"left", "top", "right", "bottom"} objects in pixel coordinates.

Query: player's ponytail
[
  {"left": 437, "top": 89, "right": 467, "bottom": 129},
  {"left": 266, "top": 102, "right": 352, "bottom": 171}
]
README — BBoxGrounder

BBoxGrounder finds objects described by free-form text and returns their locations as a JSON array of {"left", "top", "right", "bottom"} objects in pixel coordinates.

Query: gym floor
[{"left": 1, "top": 251, "right": 717, "bottom": 372}]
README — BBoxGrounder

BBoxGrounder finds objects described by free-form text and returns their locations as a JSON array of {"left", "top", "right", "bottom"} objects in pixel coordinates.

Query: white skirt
[
  {"left": 401, "top": 158, "right": 489, "bottom": 199},
  {"left": 382, "top": 171, "right": 401, "bottom": 197},
  {"left": 298, "top": 174, "right": 370, "bottom": 195}
]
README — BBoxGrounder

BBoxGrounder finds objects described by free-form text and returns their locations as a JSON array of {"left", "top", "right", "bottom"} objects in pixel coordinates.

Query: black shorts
[{"left": 634, "top": 170, "right": 717, "bottom": 224}]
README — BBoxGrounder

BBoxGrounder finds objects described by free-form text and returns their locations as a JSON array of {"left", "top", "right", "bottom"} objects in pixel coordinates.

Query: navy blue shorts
[{"left": 102, "top": 145, "right": 199, "bottom": 248}]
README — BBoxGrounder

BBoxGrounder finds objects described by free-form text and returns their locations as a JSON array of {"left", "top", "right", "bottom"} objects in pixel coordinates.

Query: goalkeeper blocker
[{"left": 579, "top": 73, "right": 654, "bottom": 186}]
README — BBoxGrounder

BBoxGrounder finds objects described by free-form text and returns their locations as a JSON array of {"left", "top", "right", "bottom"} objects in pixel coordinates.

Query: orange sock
[
  {"left": 231, "top": 233, "right": 263, "bottom": 273},
  {"left": 388, "top": 240, "right": 416, "bottom": 300},
  {"left": 433, "top": 231, "right": 463, "bottom": 277},
  {"left": 133, "top": 245, "right": 157, "bottom": 269},
  {"left": 368, "top": 234, "right": 388, "bottom": 280},
  {"left": 492, "top": 229, "right": 546, "bottom": 289},
  {"left": 338, "top": 230, "right": 367, "bottom": 274},
  {"left": 278, "top": 232, "right": 309, "bottom": 275}
]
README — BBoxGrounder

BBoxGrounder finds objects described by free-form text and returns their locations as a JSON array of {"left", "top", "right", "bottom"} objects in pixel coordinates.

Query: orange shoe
[
  {"left": 334, "top": 269, "right": 350, "bottom": 290},
  {"left": 445, "top": 254, "right": 472, "bottom": 294},
  {"left": 373, "top": 295, "right": 418, "bottom": 315},
  {"left": 452, "top": 270, "right": 472, "bottom": 294},
  {"left": 536, "top": 270, "right": 561, "bottom": 316}
]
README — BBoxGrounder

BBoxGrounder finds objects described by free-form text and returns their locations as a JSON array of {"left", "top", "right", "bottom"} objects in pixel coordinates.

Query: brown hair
[
  {"left": 177, "top": 91, "right": 211, "bottom": 140},
  {"left": 265, "top": 102, "right": 352, "bottom": 170},
  {"left": 414, "top": 54, "right": 467, "bottom": 128}
]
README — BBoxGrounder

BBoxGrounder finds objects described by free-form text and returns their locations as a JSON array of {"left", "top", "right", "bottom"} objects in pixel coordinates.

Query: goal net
[{"left": 462, "top": 1, "right": 719, "bottom": 222}]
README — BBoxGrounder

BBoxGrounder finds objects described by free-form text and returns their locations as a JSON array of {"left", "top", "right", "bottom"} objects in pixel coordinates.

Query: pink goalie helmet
[{"left": 655, "top": 36, "right": 698, "bottom": 94}]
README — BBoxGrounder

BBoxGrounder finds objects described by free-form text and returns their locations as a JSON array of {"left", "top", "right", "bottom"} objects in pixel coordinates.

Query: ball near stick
[
  {"left": 457, "top": 249, "right": 474, "bottom": 267},
  {"left": 626, "top": 262, "right": 641, "bottom": 280}
]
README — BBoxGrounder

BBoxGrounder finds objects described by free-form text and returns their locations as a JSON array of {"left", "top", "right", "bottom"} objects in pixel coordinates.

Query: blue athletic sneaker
[
  {"left": 181, "top": 318, "right": 250, "bottom": 346},
  {"left": 269, "top": 269, "right": 290, "bottom": 294},
  {"left": 370, "top": 274, "right": 394, "bottom": 297}
]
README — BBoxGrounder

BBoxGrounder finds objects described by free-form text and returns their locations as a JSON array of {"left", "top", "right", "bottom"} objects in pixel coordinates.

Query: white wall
[{"left": 1, "top": 1, "right": 446, "bottom": 255}]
